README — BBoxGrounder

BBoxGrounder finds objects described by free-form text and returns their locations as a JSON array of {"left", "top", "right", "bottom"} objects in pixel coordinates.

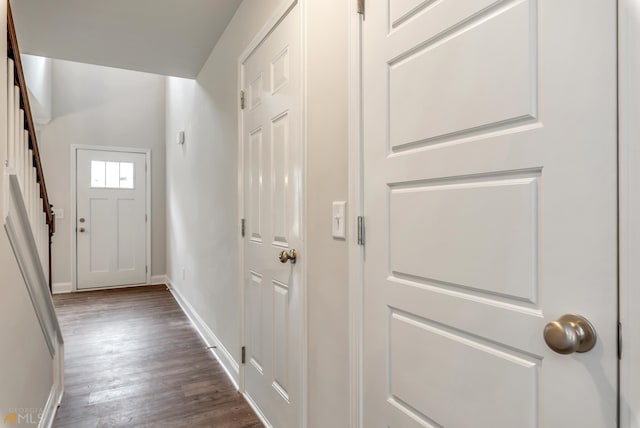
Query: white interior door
[
  {"left": 241, "top": 2, "right": 302, "bottom": 428},
  {"left": 362, "top": 1, "right": 618, "bottom": 427},
  {"left": 76, "top": 149, "right": 147, "bottom": 290}
]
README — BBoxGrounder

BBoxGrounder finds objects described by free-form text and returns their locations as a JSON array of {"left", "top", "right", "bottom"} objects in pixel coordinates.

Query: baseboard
[
  {"left": 52, "top": 282, "right": 72, "bottom": 294},
  {"left": 54, "top": 276, "right": 167, "bottom": 294},
  {"left": 150, "top": 274, "right": 168, "bottom": 285},
  {"left": 244, "top": 391, "right": 273, "bottom": 428},
  {"left": 38, "top": 379, "right": 63, "bottom": 428},
  {"left": 166, "top": 277, "right": 240, "bottom": 388}
]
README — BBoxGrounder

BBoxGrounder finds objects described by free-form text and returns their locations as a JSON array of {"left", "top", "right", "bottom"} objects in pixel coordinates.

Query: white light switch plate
[
  {"left": 54, "top": 208, "right": 64, "bottom": 219},
  {"left": 332, "top": 201, "right": 346, "bottom": 239}
]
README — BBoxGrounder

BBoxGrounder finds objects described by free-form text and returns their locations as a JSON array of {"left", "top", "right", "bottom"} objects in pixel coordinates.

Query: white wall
[
  {"left": 35, "top": 59, "right": 167, "bottom": 288},
  {"left": 165, "top": 0, "right": 349, "bottom": 426},
  {"left": 0, "top": 0, "right": 55, "bottom": 422},
  {"left": 305, "top": 0, "right": 349, "bottom": 425},
  {"left": 165, "top": 0, "right": 283, "bottom": 383},
  {"left": 21, "top": 54, "right": 52, "bottom": 124}
]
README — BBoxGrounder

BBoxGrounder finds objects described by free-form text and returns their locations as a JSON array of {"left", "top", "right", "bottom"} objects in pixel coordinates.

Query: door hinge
[
  {"left": 241, "top": 346, "right": 246, "bottom": 364},
  {"left": 145, "top": 214, "right": 148, "bottom": 223},
  {"left": 240, "top": 90, "right": 246, "bottom": 110},
  {"left": 357, "top": 216, "right": 365, "bottom": 246},
  {"left": 146, "top": 265, "right": 148, "bottom": 274},
  {"left": 618, "top": 322, "right": 622, "bottom": 360},
  {"left": 357, "top": 0, "right": 365, "bottom": 16},
  {"left": 241, "top": 218, "right": 246, "bottom": 237}
]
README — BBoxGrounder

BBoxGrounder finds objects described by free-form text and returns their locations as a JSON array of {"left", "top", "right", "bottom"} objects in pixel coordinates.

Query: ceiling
[{"left": 11, "top": 0, "right": 243, "bottom": 78}]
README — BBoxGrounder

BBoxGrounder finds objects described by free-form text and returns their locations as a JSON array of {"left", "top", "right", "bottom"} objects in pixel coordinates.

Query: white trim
[
  {"left": 237, "top": 1, "right": 308, "bottom": 427},
  {"left": 348, "top": 3, "right": 364, "bottom": 428},
  {"left": 4, "top": 174, "right": 63, "bottom": 357},
  {"left": 299, "top": 1, "right": 308, "bottom": 426},
  {"left": 53, "top": 276, "right": 166, "bottom": 294},
  {"left": 619, "top": 0, "right": 640, "bottom": 426},
  {"left": 166, "top": 276, "right": 240, "bottom": 388},
  {"left": 150, "top": 274, "right": 168, "bottom": 285},
  {"left": 70, "top": 145, "right": 152, "bottom": 291},
  {"left": 52, "top": 282, "right": 72, "bottom": 294},
  {"left": 40, "top": 339, "right": 64, "bottom": 428},
  {"left": 3, "top": 173, "right": 65, "bottom": 428},
  {"left": 244, "top": 391, "right": 274, "bottom": 428}
]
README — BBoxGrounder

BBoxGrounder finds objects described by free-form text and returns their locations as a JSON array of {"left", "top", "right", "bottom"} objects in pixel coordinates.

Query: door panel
[
  {"left": 77, "top": 149, "right": 147, "bottom": 289},
  {"left": 363, "top": 0, "right": 618, "bottom": 426},
  {"left": 242, "top": 3, "right": 302, "bottom": 427}
]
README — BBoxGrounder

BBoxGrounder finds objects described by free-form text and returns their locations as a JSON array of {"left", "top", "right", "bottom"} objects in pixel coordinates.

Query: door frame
[
  {"left": 348, "top": 1, "right": 639, "bottom": 427},
  {"left": 618, "top": 1, "right": 640, "bottom": 426},
  {"left": 236, "top": 0, "right": 308, "bottom": 426},
  {"left": 70, "top": 144, "right": 152, "bottom": 292}
]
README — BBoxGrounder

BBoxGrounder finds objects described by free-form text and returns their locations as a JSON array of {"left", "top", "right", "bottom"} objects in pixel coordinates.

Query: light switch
[
  {"left": 332, "top": 201, "right": 346, "bottom": 239},
  {"left": 53, "top": 208, "right": 64, "bottom": 219}
]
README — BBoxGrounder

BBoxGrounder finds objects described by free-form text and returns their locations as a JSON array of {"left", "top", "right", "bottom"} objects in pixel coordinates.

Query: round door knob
[
  {"left": 79, "top": 227, "right": 86, "bottom": 233},
  {"left": 543, "top": 314, "right": 597, "bottom": 354},
  {"left": 279, "top": 249, "right": 297, "bottom": 264}
]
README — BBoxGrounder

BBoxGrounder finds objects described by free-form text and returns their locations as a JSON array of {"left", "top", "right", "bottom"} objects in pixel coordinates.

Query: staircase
[
  {"left": 2, "top": 4, "right": 64, "bottom": 426},
  {"left": 5, "top": 2, "right": 54, "bottom": 286}
]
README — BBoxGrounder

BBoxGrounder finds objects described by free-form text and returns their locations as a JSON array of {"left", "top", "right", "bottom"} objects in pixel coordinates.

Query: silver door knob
[
  {"left": 279, "top": 249, "right": 297, "bottom": 264},
  {"left": 543, "top": 314, "right": 597, "bottom": 354}
]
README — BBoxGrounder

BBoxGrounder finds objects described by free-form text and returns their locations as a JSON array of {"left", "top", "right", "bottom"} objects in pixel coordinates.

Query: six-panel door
[{"left": 242, "top": 2, "right": 302, "bottom": 427}]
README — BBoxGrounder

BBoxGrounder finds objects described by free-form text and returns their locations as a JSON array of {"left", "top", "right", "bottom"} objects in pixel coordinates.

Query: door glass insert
[
  {"left": 119, "top": 162, "right": 134, "bottom": 189},
  {"left": 91, "top": 161, "right": 135, "bottom": 189},
  {"left": 91, "top": 161, "right": 106, "bottom": 188}
]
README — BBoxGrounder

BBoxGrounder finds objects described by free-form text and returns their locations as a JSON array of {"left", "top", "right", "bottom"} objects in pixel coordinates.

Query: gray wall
[
  {"left": 165, "top": 0, "right": 350, "bottom": 426},
  {"left": 36, "top": 59, "right": 167, "bottom": 287}
]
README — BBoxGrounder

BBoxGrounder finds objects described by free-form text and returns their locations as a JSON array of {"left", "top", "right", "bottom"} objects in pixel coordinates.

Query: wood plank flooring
[{"left": 52, "top": 285, "right": 262, "bottom": 428}]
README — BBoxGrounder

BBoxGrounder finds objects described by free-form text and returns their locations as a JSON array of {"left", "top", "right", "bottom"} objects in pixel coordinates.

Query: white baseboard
[
  {"left": 244, "top": 391, "right": 273, "bottom": 428},
  {"left": 38, "top": 373, "right": 63, "bottom": 428},
  {"left": 166, "top": 277, "right": 240, "bottom": 387},
  {"left": 52, "top": 282, "right": 72, "bottom": 294},
  {"left": 53, "top": 276, "right": 167, "bottom": 294},
  {"left": 150, "top": 274, "right": 168, "bottom": 285}
]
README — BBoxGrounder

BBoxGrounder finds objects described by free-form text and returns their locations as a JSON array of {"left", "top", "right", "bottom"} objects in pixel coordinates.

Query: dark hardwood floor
[{"left": 52, "top": 285, "right": 262, "bottom": 428}]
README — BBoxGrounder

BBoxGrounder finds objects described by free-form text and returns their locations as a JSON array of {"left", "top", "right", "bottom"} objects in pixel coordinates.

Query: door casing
[
  {"left": 348, "top": 0, "right": 640, "bottom": 427},
  {"left": 619, "top": 0, "right": 640, "bottom": 426},
  {"left": 237, "top": 0, "right": 308, "bottom": 426},
  {"left": 70, "top": 145, "right": 151, "bottom": 292}
]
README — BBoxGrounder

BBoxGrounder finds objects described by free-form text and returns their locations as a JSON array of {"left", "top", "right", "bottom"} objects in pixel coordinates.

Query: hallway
[{"left": 52, "top": 286, "right": 262, "bottom": 428}]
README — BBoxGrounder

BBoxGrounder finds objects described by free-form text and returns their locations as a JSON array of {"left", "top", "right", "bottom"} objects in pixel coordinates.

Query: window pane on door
[
  {"left": 106, "top": 162, "right": 120, "bottom": 188},
  {"left": 91, "top": 160, "right": 136, "bottom": 189},
  {"left": 91, "top": 161, "right": 106, "bottom": 188},
  {"left": 119, "top": 162, "right": 134, "bottom": 189}
]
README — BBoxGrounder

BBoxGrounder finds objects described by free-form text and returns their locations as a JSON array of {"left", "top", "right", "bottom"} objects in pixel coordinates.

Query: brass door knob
[
  {"left": 543, "top": 314, "right": 597, "bottom": 354},
  {"left": 79, "top": 227, "right": 86, "bottom": 233},
  {"left": 279, "top": 249, "right": 297, "bottom": 264}
]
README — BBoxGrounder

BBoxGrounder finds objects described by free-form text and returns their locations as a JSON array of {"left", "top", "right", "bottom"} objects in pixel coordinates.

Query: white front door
[
  {"left": 76, "top": 149, "right": 147, "bottom": 289},
  {"left": 241, "top": 2, "right": 302, "bottom": 427},
  {"left": 362, "top": 1, "right": 618, "bottom": 427}
]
